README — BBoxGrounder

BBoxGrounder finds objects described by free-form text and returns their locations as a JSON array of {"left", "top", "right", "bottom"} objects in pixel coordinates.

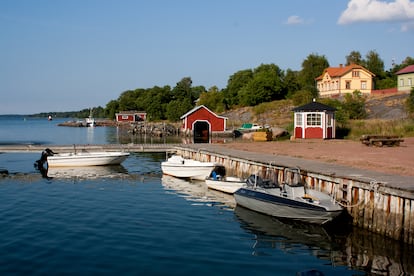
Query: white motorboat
[
  {"left": 234, "top": 168, "right": 343, "bottom": 224},
  {"left": 85, "top": 108, "right": 96, "bottom": 127},
  {"left": 35, "top": 148, "right": 129, "bottom": 168},
  {"left": 85, "top": 116, "right": 96, "bottom": 127},
  {"left": 205, "top": 166, "right": 245, "bottom": 194},
  {"left": 161, "top": 155, "right": 218, "bottom": 180}
]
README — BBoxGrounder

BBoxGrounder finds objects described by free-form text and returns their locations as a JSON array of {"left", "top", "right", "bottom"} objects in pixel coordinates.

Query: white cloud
[
  {"left": 285, "top": 15, "right": 304, "bottom": 25},
  {"left": 338, "top": 0, "right": 414, "bottom": 25}
]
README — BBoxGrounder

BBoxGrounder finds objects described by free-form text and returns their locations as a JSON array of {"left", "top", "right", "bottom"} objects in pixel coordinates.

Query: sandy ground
[{"left": 221, "top": 137, "right": 414, "bottom": 177}]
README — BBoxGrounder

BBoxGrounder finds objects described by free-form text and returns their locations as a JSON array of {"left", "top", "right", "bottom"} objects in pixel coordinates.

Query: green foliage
[
  {"left": 345, "top": 119, "right": 414, "bottom": 139},
  {"left": 299, "top": 53, "right": 329, "bottom": 97},
  {"left": 197, "top": 86, "right": 226, "bottom": 113},
  {"left": 342, "top": 90, "right": 367, "bottom": 119},
  {"left": 346, "top": 51, "right": 363, "bottom": 65},
  {"left": 166, "top": 99, "right": 193, "bottom": 122},
  {"left": 237, "top": 64, "right": 286, "bottom": 107},
  {"left": 375, "top": 77, "right": 397, "bottom": 90},
  {"left": 290, "top": 90, "right": 314, "bottom": 106},
  {"left": 318, "top": 98, "right": 348, "bottom": 126},
  {"left": 224, "top": 69, "right": 253, "bottom": 107},
  {"left": 365, "top": 50, "right": 385, "bottom": 78},
  {"left": 406, "top": 87, "right": 414, "bottom": 116},
  {"left": 284, "top": 69, "right": 301, "bottom": 98},
  {"left": 105, "top": 100, "right": 119, "bottom": 119}
]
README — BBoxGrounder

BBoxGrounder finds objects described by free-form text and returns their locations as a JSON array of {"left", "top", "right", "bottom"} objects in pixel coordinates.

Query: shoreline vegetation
[{"left": 3, "top": 91, "right": 413, "bottom": 140}]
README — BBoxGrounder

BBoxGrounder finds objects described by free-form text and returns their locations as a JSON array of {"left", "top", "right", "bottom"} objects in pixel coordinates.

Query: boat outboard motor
[{"left": 34, "top": 148, "right": 56, "bottom": 178}]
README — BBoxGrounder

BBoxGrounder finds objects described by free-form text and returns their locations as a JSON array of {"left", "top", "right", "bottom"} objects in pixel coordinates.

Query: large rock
[{"left": 269, "top": 127, "right": 289, "bottom": 139}]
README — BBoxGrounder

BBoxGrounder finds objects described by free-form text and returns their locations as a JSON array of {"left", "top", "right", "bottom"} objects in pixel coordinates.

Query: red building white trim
[
  {"left": 292, "top": 101, "right": 336, "bottom": 139},
  {"left": 115, "top": 111, "right": 147, "bottom": 122}
]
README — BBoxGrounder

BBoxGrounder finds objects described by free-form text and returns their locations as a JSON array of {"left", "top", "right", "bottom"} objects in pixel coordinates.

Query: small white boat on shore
[
  {"left": 205, "top": 166, "right": 245, "bottom": 194},
  {"left": 35, "top": 148, "right": 129, "bottom": 168},
  {"left": 161, "top": 155, "right": 218, "bottom": 180}
]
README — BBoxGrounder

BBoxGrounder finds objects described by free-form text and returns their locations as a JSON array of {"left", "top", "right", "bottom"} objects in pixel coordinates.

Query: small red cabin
[
  {"left": 180, "top": 105, "right": 227, "bottom": 142},
  {"left": 116, "top": 111, "right": 147, "bottom": 122},
  {"left": 292, "top": 101, "right": 336, "bottom": 139}
]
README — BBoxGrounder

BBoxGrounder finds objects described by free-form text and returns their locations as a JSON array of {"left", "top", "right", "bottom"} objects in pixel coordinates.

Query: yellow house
[{"left": 316, "top": 64, "right": 375, "bottom": 97}]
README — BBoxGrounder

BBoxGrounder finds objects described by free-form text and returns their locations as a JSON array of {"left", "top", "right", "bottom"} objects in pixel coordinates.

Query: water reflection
[
  {"left": 234, "top": 206, "right": 337, "bottom": 255},
  {"left": 46, "top": 165, "right": 129, "bottom": 179},
  {"left": 160, "top": 175, "right": 414, "bottom": 274},
  {"left": 234, "top": 205, "right": 414, "bottom": 274},
  {"left": 161, "top": 175, "right": 236, "bottom": 209}
]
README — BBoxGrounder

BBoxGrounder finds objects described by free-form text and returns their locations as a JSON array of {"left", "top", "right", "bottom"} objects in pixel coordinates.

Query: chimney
[{"left": 339, "top": 64, "right": 343, "bottom": 68}]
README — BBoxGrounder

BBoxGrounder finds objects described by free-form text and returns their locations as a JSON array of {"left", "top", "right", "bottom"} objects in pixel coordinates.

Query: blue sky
[{"left": 1, "top": 0, "right": 413, "bottom": 115}]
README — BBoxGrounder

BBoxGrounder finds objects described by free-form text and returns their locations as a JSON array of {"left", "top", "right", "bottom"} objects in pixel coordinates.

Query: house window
[
  {"left": 345, "top": 81, "right": 351, "bottom": 89},
  {"left": 408, "top": 78, "right": 412, "bottom": 86},
  {"left": 352, "top": 70, "right": 360, "bottom": 77},
  {"left": 327, "top": 114, "right": 332, "bottom": 127},
  {"left": 296, "top": 113, "right": 303, "bottom": 126},
  {"left": 400, "top": 79, "right": 404, "bottom": 87},
  {"left": 361, "top": 81, "right": 367, "bottom": 89},
  {"left": 306, "top": 113, "right": 321, "bottom": 126}
]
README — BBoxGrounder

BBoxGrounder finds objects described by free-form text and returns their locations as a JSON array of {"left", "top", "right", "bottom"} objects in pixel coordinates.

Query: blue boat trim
[{"left": 235, "top": 188, "right": 329, "bottom": 212}]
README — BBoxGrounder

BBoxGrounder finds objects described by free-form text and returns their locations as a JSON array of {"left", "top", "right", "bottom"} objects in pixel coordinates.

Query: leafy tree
[
  {"left": 406, "top": 87, "right": 414, "bottom": 116},
  {"left": 319, "top": 98, "right": 347, "bottom": 126},
  {"left": 165, "top": 99, "right": 193, "bottom": 122},
  {"left": 172, "top": 77, "right": 193, "bottom": 101},
  {"left": 191, "top": 85, "right": 207, "bottom": 101},
  {"left": 238, "top": 64, "right": 285, "bottom": 106},
  {"left": 165, "top": 78, "right": 197, "bottom": 121},
  {"left": 142, "top": 86, "right": 171, "bottom": 121},
  {"left": 117, "top": 90, "right": 140, "bottom": 111},
  {"left": 224, "top": 69, "right": 253, "bottom": 107},
  {"left": 365, "top": 50, "right": 384, "bottom": 78},
  {"left": 291, "top": 90, "right": 314, "bottom": 106},
  {"left": 299, "top": 53, "right": 329, "bottom": 97},
  {"left": 346, "top": 51, "right": 363, "bottom": 65},
  {"left": 343, "top": 90, "right": 367, "bottom": 119},
  {"left": 284, "top": 69, "right": 301, "bottom": 99},
  {"left": 197, "top": 86, "right": 225, "bottom": 113},
  {"left": 105, "top": 100, "right": 120, "bottom": 119}
]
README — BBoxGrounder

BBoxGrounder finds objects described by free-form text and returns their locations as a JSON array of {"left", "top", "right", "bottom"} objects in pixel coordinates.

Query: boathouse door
[{"left": 193, "top": 121, "right": 210, "bottom": 143}]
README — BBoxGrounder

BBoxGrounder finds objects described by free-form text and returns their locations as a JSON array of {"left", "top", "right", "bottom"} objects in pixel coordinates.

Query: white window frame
[
  {"left": 306, "top": 113, "right": 321, "bottom": 126},
  {"left": 296, "top": 113, "right": 303, "bottom": 126}
]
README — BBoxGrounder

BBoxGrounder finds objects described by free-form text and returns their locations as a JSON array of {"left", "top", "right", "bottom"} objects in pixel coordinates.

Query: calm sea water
[{"left": 0, "top": 116, "right": 413, "bottom": 275}]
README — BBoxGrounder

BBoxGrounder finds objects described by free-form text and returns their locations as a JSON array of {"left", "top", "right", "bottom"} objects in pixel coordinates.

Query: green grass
[{"left": 344, "top": 119, "right": 414, "bottom": 140}]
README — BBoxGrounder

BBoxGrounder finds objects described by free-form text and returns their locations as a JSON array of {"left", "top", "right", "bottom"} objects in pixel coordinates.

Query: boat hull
[
  {"left": 161, "top": 163, "right": 215, "bottom": 180},
  {"left": 47, "top": 152, "right": 130, "bottom": 167},
  {"left": 234, "top": 187, "right": 343, "bottom": 224},
  {"left": 205, "top": 177, "right": 245, "bottom": 194},
  {"left": 161, "top": 155, "right": 216, "bottom": 180}
]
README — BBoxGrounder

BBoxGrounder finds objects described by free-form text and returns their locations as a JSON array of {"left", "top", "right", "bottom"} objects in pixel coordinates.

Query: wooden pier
[
  {"left": 173, "top": 144, "right": 414, "bottom": 245},
  {"left": 0, "top": 143, "right": 179, "bottom": 153},
  {"left": 1, "top": 143, "right": 414, "bottom": 245}
]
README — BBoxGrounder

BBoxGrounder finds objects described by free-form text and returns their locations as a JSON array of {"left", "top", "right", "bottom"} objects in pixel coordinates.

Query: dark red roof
[
  {"left": 292, "top": 101, "right": 336, "bottom": 112},
  {"left": 395, "top": 65, "right": 414, "bottom": 75}
]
